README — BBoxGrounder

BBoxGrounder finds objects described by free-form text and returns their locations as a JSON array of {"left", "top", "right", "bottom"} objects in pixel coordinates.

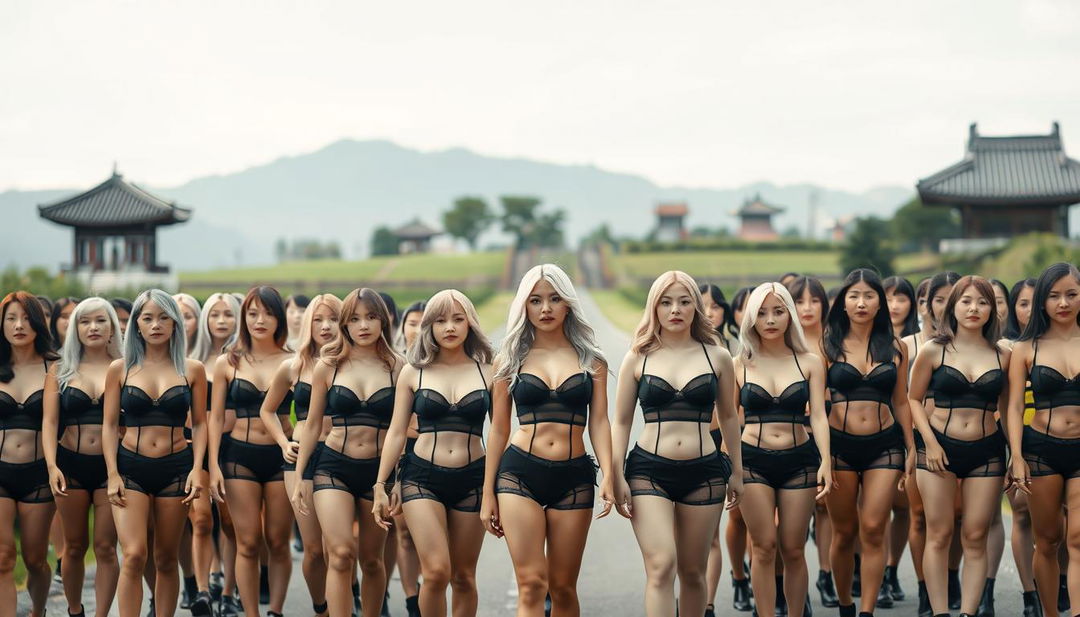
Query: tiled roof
[
  {"left": 655, "top": 202, "right": 688, "bottom": 217},
  {"left": 736, "top": 194, "right": 784, "bottom": 216},
  {"left": 917, "top": 123, "right": 1080, "bottom": 206},
  {"left": 393, "top": 219, "right": 440, "bottom": 239},
  {"left": 38, "top": 173, "right": 191, "bottom": 227}
]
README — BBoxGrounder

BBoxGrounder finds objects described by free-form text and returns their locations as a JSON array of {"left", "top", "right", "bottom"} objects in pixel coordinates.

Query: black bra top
[
  {"left": 414, "top": 362, "right": 489, "bottom": 437},
  {"left": 828, "top": 361, "right": 897, "bottom": 405},
  {"left": 120, "top": 383, "right": 191, "bottom": 428},
  {"left": 60, "top": 386, "right": 104, "bottom": 427},
  {"left": 638, "top": 344, "right": 717, "bottom": 425},
  {"left": 739, "top": 353, "right": 810, "bottom": 448},
  {"left": 1030, "top": 341, "right": 1080, "bottom": 410},
  {"left": 929, "top": 346, "right": 1003, "bottom": 413},
  {"left": 293, "top": 381, "right": 312, "bottom": 423},
  {"left": 0, "top": 389, "right": 45, "bottom": 431},
  {"left": 512, "top": 372, "right": 591, "bottom": 427},
  {"left": 229, "top": 377, "right": 292, "bottom": 419},
  {"left": 325, "top": 368, "right": 395, "bottom": 430}
]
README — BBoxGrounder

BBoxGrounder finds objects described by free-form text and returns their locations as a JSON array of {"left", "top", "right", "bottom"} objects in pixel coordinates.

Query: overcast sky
[{"left": 2, "top": 0, "right": 1078, "bottom": 193}]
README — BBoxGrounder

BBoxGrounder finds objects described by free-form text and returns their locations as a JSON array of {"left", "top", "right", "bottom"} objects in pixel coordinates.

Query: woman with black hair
[
  {"left": 0, "top": 291, "right": 58, "bottom": 617},
  {"left": 699, "top": 284, "right": 739, "bottom": 353},
  {"left": 823, "top": 269, "right": 916, "bottom": 617},
  {"left": 111, "top": 298, "right": 133, "bottom": 339},
  {"left": 208, "top": 286, "right": 295, "bottom": 617},
  {"left": 285, "top": 294, "right": 312, "bottom": 350},
  {"left": 51, "top": 297, "right": 78, "bottom": 349},
  {"left": 884, "top": 276, "right": 919, "bottom": 339},
  {"left": 730, "top": 286, "right": 753, "bottom": 334},
  {"left": 989, "top": 280, "right": 1010, "bottom": 325},
  {"left": 1008, "top": 262, "right": 1080, "bottom": 617}
]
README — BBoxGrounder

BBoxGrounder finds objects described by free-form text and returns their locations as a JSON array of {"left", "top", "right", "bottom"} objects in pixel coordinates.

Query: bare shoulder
[{"left": 185, "top": 358, "right": 207, "bottom": 381}]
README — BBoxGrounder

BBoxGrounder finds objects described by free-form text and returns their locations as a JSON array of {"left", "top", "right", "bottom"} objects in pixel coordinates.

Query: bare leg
[
  {"left": 224, "top": 479, "right": 267, "bottom": 616},
  {"left": 1062, "top": 478, "right": 1080, "bottom": 610},
  {"left": 285, "top": 471, "right": 327, "bottom": 611},
  {"left": 918, "top": 468, "right": 959, "bottom": 615},
  {"left": 56, "top": 488, "right": 93, "bottom": 612},
  {"left": 630, "top": 496, "right": 678, "bottom": 617},
  {"left": 1008, "top": 490, "right": 1037, "bottom": 591},
  {"left": 674, "top": 503, "right": 724, "bottom": 617},
  {"left": 315, "top": 489, "right": 360, "bottom": 617},
  {"left": 741, "top": 484, "right": 780, "bottom": 617},
  {"left": 262, "top": 481, "right": 294, "bottom": 614},
  {"left": 394, "top": 514, "right": 421, "bottom": 599},
  {"left": 726, "top": 506, "right": 749, "bottom": 579},
  {"left": 113, "top": 491, "right": 153, "bottom": 617},
  {"left": 544, "top": 507, "right": 592, "bottom": 617},
  {"left": 1029, "top": 473, "right": 1066, "bottom": 617},
  {"left": 188, "top": 470, "right": 214, "bottom": 593},
  {"left": 825, "top": 470, "right": 860, "bottom": 607},
  {"left": 356, "top": 499, "right": 388, "bottom": 617},
  {"left": 151, "top": 496, "right": 194, "bottom": 617},
  {"left": 705, "top": 528, "right": 723, "bottom": 608},
  {"left": 498, "top": 494, "right": 550, "bottom": 617},
  {"left": 815, "top": 501, "right": 833, "bottom": 572},
  {"left": 446, "top": 508, "right": 486, "bottom": 617},
  {"left": 401, "top": 499, "right": 452, "bottom": 617},
  {"left": 907, "top": 475, "right": 927, "bottom": 581},
  {"left": 0, "top": 499, "right": 17, "bottom": 617},
  {"left": 856, "top": 468, "right": 900, "bottom": 614},
  {"left": 956, "top": 477, "right": 1000, "bottom": 615},
  {"left": 887, "top": 488, "right": 909, "bottom": 568},
  {"left": 777, "top": 489, "right": 817, "bottom": 617},
  {"left": 17, "top": 500, "right": 56, "bottom": 617},
  {"left": 90, "top": 489, "right": 120, "bottom": 617}
]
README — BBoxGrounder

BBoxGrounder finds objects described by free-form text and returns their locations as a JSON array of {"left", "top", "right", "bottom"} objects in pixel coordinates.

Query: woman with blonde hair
[
  {"left": 611, "top": 271, "right": 743, "bottom": 617},
  {"left": 481, "top": 264, "right": 617, "bottom": 617},
  {"left": 293, "top": 289, "right": 400, "bottom": 617},
  {"left": 372, "top": 289, "right": 494, "bottom": 617},
  {"left": 259, "top": 294, "right": 342, "bottom": 616}
]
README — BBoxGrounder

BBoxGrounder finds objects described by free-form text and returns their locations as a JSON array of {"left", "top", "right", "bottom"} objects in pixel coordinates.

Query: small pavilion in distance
[
  {"left": 653, "top": 202, "right": 689, "bottom": 242},
  {"left": 393, "top": 219, "right": 441, "bottom": 254},
  {"left": 918, "top": 122, "right": 1080, "bottom": 252},
  {"left": 734, "top": 194, "right": 784, "bottom": 241},
  {"left": 38, "top": 169, "right": 191, "bottom": 292}
]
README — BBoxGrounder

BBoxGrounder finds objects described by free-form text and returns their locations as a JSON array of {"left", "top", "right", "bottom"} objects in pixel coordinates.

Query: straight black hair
[
  {"left": 786, "top": 276, "right": 829, "bottom": 326},
  {"left": 287, "top": 294, "right": 311, "bottom": 310},
  {"left": 824, "top": 268, "right": 898, "bottom": 364},
  {"left": 50, "top": 297, "right": 79, "bottom": 349},
  {"left": 1, "top": 291, "right": 58, "bottom": 382},
  {"left": 228, "top": 285, "right": 289, "bottom": 367},
  {"left": 1004, "top": 278, "right": 1037, "bottom": 340},
  {"left": 378, "top": 292, "right": 399, "bottom": 330},
  {"left": 926, "top": 271, "right": 962, "bottom": 327},
  {"left": 699, "top": 283, "right": 739, "bottom": 344},
  {"left": 882, "top": 276, "right": 919, "bottom": 337},
  {"left": 1018, "top": 263, "right": 1080, "bottom": 342}
]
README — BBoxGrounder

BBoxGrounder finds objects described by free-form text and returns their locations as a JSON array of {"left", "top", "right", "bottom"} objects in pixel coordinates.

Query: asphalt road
[{"left": 25, "top": 289, "right": 1037, "bottom": 616}]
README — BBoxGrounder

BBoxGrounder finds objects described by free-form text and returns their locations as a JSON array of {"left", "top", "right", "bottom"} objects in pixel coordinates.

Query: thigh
[
  {"left": 152, "top": 497, "right": 191, "bottom": 559},
  {"left": 630, "top": 496, "right": 677, "bottom": 564},
  {"left": 739, "top": 484, "right": 778, "bottom": 549},
  {"left": 355, "top": 499, "right": 387, "bottom": 561},
  {"left": 916, "top": 470, "right": 958, "bottom": 529},
  {"left": 313, "top": 489, "right": 358, "bottom": 549},
  {"left": 776, "top": 488, "right": 816, "bottom": 552},
  {"left": 446, "top": 508, "right": 485, "bottom": 574},
  {"left": 55, "top": 490, "right": 91, "bottom": 543},
  {"left": 1027, "top": 474, "right": 1065, "bottom": 536},
  {"left": 674, "top": 502, "right": 723, "bottom": 569},
  {"left": 224, "top": 480, "right": 265, "bottom": 544},
  {"left": 402, "top": 499, "right": 450, "bottom": 568},
  {"left": 261, "top": 482, "right": 294, "bottom": 543},
  {"left": 91, "top": 489, "right": 118, "bottom": 546},
  {"left": 959, "top": 477, "right": 1002, "bottom": 536},
  {"left": 859, "top": 469, "right": 902, "bottom": 529},
  {"left": 15, "top": 501, "right": 55, "bottom": 561},
  {"left": 545, "top": 507, "right": 593, "bottom": 586},
  {"left": 497, "top": 493, "right": 549, "bottom": 577},
  {"left": 825, "top": 470, "right": 860, "bottom": 534},
  {"left": 0, "top": 499, "right": 14, "bottom": 557},
  {"left": 112, "top": 491, "right": 152, "bottom": 553},
  {"left": 1064, "top": 478, "right": 1080, "bottom": 540}
]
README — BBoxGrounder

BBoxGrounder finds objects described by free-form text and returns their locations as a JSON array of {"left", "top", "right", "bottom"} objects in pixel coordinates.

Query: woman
[
  {"left": 730, "top": 286, "right": 753, "bottom": 330},
  {"left": 372, "top": 290, "right": 493, "bottom": 617},
  {"left": 102, "top": 289, "right": 207, "bottom": 617},
  {"left": 611, "top": 272, "right": 742, "bottom": 617},
  {"left": 990, "top": 280, "right": 1010, "bottom": 324},
  {"left": 824, "top": 269, "right": 916, "bottom": 617},
  {"left": 174, "top": 294, "right": 201, "bottom": 355},
  {"left": 699, "top": 284, "right": 739, "bottom": 353},
  {"left": 292, "top": 289, "right": 398, "bottom": 617},
  {"left": 0, "top": 291, "right": 58, "bottom": 617},
  {"left": 208, "top": 286, "right": 294, "bottom": 617},
  {"left": 1008, "top": 262, "right": 1080, "bottom": 617},
  {"left": 884, "top": 276, "right": 919, "bottom": 339},
  {"left": 51, "top": 297, "right": 78, "bottom": 350},
  {"left": 909, "top": 276, "right": 1010, "bottom": 617},
  {"left": 43, "top": 298, "right": 124, "bottom": 617},
  {"left": 111, "top": 299, "right": 133, "bottom": 340},
  {"left": 732, "top": 282, "right": 832, "bottom": 617},
  {"left": 260, "top": 294, "right": 342, "bottom": 617},
  {"left": 481, "top": 264, "right": 617, "bottom": 617},
  {"left": 285, "top": 294, "right": 311, "bottom": 350}
]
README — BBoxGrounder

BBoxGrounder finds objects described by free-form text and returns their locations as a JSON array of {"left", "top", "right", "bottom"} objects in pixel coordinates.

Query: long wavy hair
[
  {"left": 699, "top": 284, "right": 739, "bottom": 347},
  {"left": 883, "top": 276, "right": 919, "bottom": 337},
  {"left": 1019, "top": 262, "right": 1080, "bottom": 342},
  {"left": 408, "top": 289, "right": 491, "bottom": 369},
  {"left": 124, "top": 289, "right": 188, "bottom": 376},
  {"left": 824, "top": 268, "right": 898, "bottom": 364},
  {"left": 57, "top": 297, "right": 122, "bottom": 390},
  {"left": 323, "top": 288, "right": 398, "bottom": 372},
  {"left": 0, "top": 291, "right": 58, "bottom": 382},
  {"left": 1004, "top": 278, "right": 1037, "bottom": 340},
  {"left": 632, "top": 271, "right": 717, "bottom": 355},
  {"left": 228, "top": 286, "right": 289, "bottom": 368},
  {"left": 494, "top": 264, "right": 604, "bottom": 384},
  {"left": 190, "top": 292, "right": 241, "bottom": 362},
  {"left": 738, "top": 282, "right": 809, "bottom": 361},
  {"left": 933, "top": 276, "right": 1001, "bottom": 348},
  {"left": 294, "top": 294, "right": 343, "bottom": 376}
]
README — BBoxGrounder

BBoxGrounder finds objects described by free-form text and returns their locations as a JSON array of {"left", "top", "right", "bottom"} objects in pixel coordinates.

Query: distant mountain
[{"left": 0, "top": 139, "right": 914, "bottom": 271}]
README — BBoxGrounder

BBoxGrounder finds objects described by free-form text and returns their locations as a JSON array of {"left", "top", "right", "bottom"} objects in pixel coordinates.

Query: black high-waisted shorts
[
  {"left": 624, "top": 445, "right": 731, "bottom": 505},
  {"left": 399, "top": 453, "right": 485, "bottom": 512},
  {"left": 495, "top": 445, "right": 596, "bottom": 510},
  {"left": 118, "top": 446, "right": 193, "bottom": 497},
  {"left": 916, "top": 427, "right": 1006, "bottom": 478},
  {"left": 312, "top": 447, "right": 392, "bottom": 502},
  {"left": 1023, "top": 426, "right": 1080, "bottom": 479},
  {"left": 57, "top": 445, "right": 108, "bottom": 491},
  {"left": 830, "top": 423, "right": 905, "bottom": 474},
  {"left": 220, "top": 435, "right": 284, "bottom": 484},
  {"left": 283, "top": 441, "right": 323, "bottom": 481},
  {"left": 0, "top": 458, "right": 52, "bottom": 503},
  {"left": 742, "top": 440, "right": 820, "bottom": 490}
]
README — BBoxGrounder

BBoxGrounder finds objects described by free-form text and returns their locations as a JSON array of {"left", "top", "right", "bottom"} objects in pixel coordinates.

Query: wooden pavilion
[
  {"left": 654, "top": 202, "right": 688, "bottom": 242},
  {"left": 734, "top": 195, "right": 784, "bottom": 241}
]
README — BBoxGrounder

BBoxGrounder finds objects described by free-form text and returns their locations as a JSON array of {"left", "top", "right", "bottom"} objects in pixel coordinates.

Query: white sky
[{"left": 2, "top": 0, "right": 1078, "bottom": 192}]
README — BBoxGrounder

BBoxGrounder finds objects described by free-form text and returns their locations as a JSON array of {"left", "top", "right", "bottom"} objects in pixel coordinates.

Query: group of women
[{"left": 1, "top": 259, "right": 1079, "bottom": 617}]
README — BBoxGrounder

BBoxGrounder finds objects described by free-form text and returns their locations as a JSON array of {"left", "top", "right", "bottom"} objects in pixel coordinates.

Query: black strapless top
[
  {"left": 293, "top": 381, "right": 312, "bottom": 422},
  {"left": 230, "top": 378, "right": 292, "bottom": 419},
  {"left": 512, "top": 373, "right": 591, "bottom": 427},
  {"left": 60, "top": 387, "right": 104, "bottom": 427},
  {"left": 828, "top": 361, "right": 897, "bottom": 405},
  {"left": 0, "top": 389, "right": 44, "bottom": 431}
]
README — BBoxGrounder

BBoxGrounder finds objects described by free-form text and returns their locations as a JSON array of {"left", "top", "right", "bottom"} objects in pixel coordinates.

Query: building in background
[
  {"left": 918, "top": 122, "right": 1080, "bottom": 253},
  {"left": 38, "top": 170, "right": 191, "bottom": 292},
  {"left": 653, "top": 202, "right": 688, "bottom": 242},
  {"left": 734, "top": 194, "right": 784, "bottom": 241},
  {"left": 393, "top": 219, "right": 442, "bottom": 254}
]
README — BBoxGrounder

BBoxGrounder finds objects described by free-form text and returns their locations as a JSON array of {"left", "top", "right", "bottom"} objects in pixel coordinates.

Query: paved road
[{"left": 26, "top": 289, "right": 1036, "bottom": 616}]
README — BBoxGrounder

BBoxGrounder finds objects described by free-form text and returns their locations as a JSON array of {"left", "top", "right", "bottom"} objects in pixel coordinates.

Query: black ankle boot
[
  {"left": 314, "top": 601, "right": 329, "bottom": 616},
  {"left": 852, "top": 554, "right": 862, "bottom": 598},
  {"left": 774, "top": 576, "right": 787, "bottom": 617},
  {"left": 405, "top": 595, "right": 420, "bottom": 617},
  {"left": 67, "top": 606, "right": 85, "bottom": 617},
  {"left": 259, "top": 565, "right": 270, "bottom": 605},
  {"left": 948, "top": 569, "right": 962, "bottom": 610},
  {"left": 917, "top": 581, "right": 932, "bottom": 617},
  {"left": 876, "top": 576, "right": 894, "bottom": 609},
  {"left": 732, "top": 575, "right": 753, "bottom": 612},
  {"left": 976, "top": 577, "right": 995, "bottom": 617},
  {"left": 857, "top": 612, "right": 874, "bottom": 617},
  {"left": 885, "top": 565, "right": 905, "bottom": 601},
  {"left": 1060, "top": 574, "right": 1071, "bottom": 613},
  {"left": 838, "top": 604, "right": 856, "bottom": 617},
  {"left": 815, "top": 570, "right": 838, "bottom": 608},
  {"left": 1021, "top": 590, "right": 1042, "bottom": 617}
]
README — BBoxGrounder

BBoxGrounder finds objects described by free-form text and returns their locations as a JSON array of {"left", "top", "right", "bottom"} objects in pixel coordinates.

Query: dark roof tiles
[{"left": 38, "top": 173, "right": 192, "bottom": 227}]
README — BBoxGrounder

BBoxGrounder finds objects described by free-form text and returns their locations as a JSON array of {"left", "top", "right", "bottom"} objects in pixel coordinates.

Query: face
[
  {"left": 3, "top": 302, "right": 36, "bottom": 348},
  {"left": 135, "top": 300, "right": 174, "bottom": 346},
  {"left": 527, "top": 278, "right": 568, "bottom": 333},
  {"left": 953, "top": 285, "right": 992, "bottom": 332},
  {"left": 702, "top": 296, "right": 725, "bottom": 330},
  {"left": 286, "top": 301, "right": 305, "bottom": 337},
  {"left": 56, "top": 302, "right": 75, "bottom": 344},
  {"left": 310, "top": 302, "right": 338, "bottom": 347},
  {"left": 844, "top": 281, "right": 880, "bottom": 325},
  {"left": 1014, "top": 286, "right": 1034, "bottom": 330},
  {"left": 402, "top": 310, "right": 423, "bottom": 347},
  {"left": 77, "top": 308, "right": 112, "bottom": 349},
  {"left": 179, "top": 302, "right": 198, "bottom": 341},
  {"left": 207, "top": 300, "right": 237, "bottom": 342},
  {"left": 432, "top": 300, "right": 468, "bottom": 351},
  {"left": 916, "top": 292, "right": 929, "bottom": 322},
  {"left": 885, "top": 288, "right": 911, "bottom": 328},
  {"left": 1045, "top": 275, "right": 1080, "bottom": 327},
  {"left": 754, "top": 293, "right": 790, "bottom": 342},
  {"left": 930, "top": 284, "right": 954, "bottom": 326},
  {"left": 794, "top": 287, "right": 822, "bottom": 329},
  {"left": 244, "top": 299, "right": 278, "bottom": 342},
  {"left": 992, "top": 285, "right": 1009, "bottom": 323},
  {"left": 733, "top": 303, "right": 745, "bottom": 329},
  {"left": 346, "top": 300, "right": 382, "bottom": 347},
  {"left": 656, "top": 282, "right": 695, "bottom": 334},
  {"left": 115, "top": 308, "right": 130, "bottom": 337}
]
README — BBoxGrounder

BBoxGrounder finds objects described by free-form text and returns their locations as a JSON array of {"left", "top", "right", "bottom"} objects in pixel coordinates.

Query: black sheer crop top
[
  {"left": 928, "top": 346, "right": 1003, "bottom": 415},
  {"left": 511, "top": 369, "right": 592, "bottom": 457},
  {"left": 637, "top": 343, "right": 717, "bottom": 455},
  {"left": 325, "top": 367, "right": 395, "bottom": 435},
  {"left": 1030, "top": 341, "right": 1080, "bottom": 432},
  {"left": 0, "top": 390, "right": 44, "bottom": 432},
  {"left": 828, "top": 361, "right": 897, "bottom": 406},
  {"left": 293, "top": 381, "right": 312, "bottom": 423},
  {"left": 740, "top": 353, "right": 810, "bottom": 446},
  {"left": 229, "top": 373, "right": 293, "bottom": 420},
  {"left": 120, "top": 368, "right": 192, "bottom": 455},
  {"left": 413, "top": 362, "right": 490, "bottom": 463},
  {"left": 60, "top": 386, "right": 104, "bottom": 427}
]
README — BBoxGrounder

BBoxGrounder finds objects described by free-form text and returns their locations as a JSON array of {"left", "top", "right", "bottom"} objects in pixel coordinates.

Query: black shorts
[
  {"left": 118, "top": 446, "right": 193, "bottom": 498},
  {"left": 283, "top": 441, "right": 324, "bottom": 480},
  {"left": 916, "top": 427, "right": 1006, "bottom": 479},
  {"left": 830, "top": 424, "right": 905, "bottom": 474},
  {"left": 57, "top": 445, "right": 108, "bottom": 492},
  {"left": 405, "top": 437, "right": 417, "bottom": 456},
  {"left": 1023, "top": 426, "right": 1080, "bottom": 479},
  {"left": 0, "top": 458, "right": 52, "bottom": 503},
  {"left": 742, "top": 440, "right": 820, "bottom": 490},
  {"left": 624, "top": 445, "right": 730, "bottom": 505},
  {"left": 312, "top": 447, "right": 391, "bottom": 502},
  {"left": 495, "top": 444, "right": 596, "bottom": 510},
  {"left": 220, "top": 435, "right": 284, "bottom": 484},
  {"left": 399, "top": 453, "right": 484, "bottom": 512}
]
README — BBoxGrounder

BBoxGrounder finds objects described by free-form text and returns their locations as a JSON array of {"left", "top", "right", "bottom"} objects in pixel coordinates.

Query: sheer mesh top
[
  {"left": 0, "top": 368, "right": 46, "bottom": 460},
  {"left": 1030, "top": 341, "right": 1080, "bottom": 433},
  {"left": 828, "top": 358, "right": 897, "bottom": 433},
  {"left": 293, "top": 381, "right": 311, "bottom": 423},
  {"left": 120, "top": 369, "right": 191, "bottom": 455},
  {"left": 928, "top": 345, "right": 1002, "bottom": 422},
  {"left": 637, "top": 342, "right": 717, "bottom": 454},
  {"left": 60, "top": 387, "right": 103, "bottom": 427},
  {"left": 740, "top": 353, "right": 810, "bottom": 446},
  {"left": 413, "top": 361, "right": 489, "bottom": 463},
  {"left": 512, "top": 370, "right": 592, "bottom": 457}
]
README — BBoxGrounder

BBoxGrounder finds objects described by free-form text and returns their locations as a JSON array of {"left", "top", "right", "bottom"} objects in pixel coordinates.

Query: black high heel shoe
[{"left": 815, "top": 570, "right": 838, "bottom": 608}]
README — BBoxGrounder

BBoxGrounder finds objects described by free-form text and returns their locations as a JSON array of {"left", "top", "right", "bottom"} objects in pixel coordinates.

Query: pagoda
[{"left": 735, "top": 195, "right": 784, "bottom": 241}]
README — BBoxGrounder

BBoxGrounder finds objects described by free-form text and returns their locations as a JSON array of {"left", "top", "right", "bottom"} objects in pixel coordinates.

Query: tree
[
  {"left": 443, "top": 197, "right": 493, "bottom": 251},
  {"left": 274, "top": 238, "right": 288, "bottom": 262},
  {"left": 531, "top": 210, "right": 566, "bottom": 248},
  {"left": 500, "top": 195, "right": 542, "bottom": 245},
  {"left": 840, "top": 216, "right": 897, "bottom": 276},
  {"left": 890, "top": 197, "right": 960, "bottom": 252},
  {"left": 370, "top": 226, "right": 398, "bottom": 256}
]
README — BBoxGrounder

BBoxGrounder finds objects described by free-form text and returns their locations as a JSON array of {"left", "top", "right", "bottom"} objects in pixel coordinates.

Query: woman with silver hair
[
  {"left": 481, "top": 264, "right": 617, "bottom": 617},
  {"left": 42, "top": 297, "right": 124, "bottom": 617},
  {"left": 610, "top": 271, "right": 743, "bottom": 617},
  {"left": 174, "top": 294, "right": 201, "bottom": 356},
  {"left": 101, "top": 289, "right": 208, "bottom": 617}
]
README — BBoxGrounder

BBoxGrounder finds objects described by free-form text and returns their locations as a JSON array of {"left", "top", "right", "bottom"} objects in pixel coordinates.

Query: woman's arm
[
  {"left": 610, "top": 352, "right": 639, "bottom": 476},
  {"left": 293, "top": 360, "right": 332, "bottom": 508},
  {"left": 42, "top": 365, "right": 65, "bottom": 495},
  {"left": 1007, "top": 340, "right": 1033, "bottom": 492},
  {"left": 587, "top": 362, "right": 615, "bottom": 518},
  {"left": 374, "top": 364, "right": 416, "bottom": 491},
  {"left": 185, "top": 360, "right": 208, "bottom": 503},
  {"left": 996, "top": 344, "right": 1013, "bottom": 445},
  {"left": 906, "top": 341, "right": 944, "bottom": 473},
  {"left": 804, "top": 352, "right": 832, "bottom": 498},
  {"left": 260, "top": 359, "right": 299, "bottom": 461},
  {"left": 207, "top": 356, "right": 230, "bottom": 501},
  {"left": 481, "top": 374, "right": 512, "bottom": 537},
  {"left": 102, "top": 360, "right": 125, "bottom": 506}
]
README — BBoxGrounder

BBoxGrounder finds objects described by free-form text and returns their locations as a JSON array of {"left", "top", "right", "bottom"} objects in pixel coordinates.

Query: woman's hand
[
  {"left": 371, "top": 483, "right": 394, "bottom": 530},
  {"left": 480, "top": 492, "right": 503, "bottom": 537},
  {"left": 922, "top": 438, "right": 949, "bottom": 473},
  {"left": 209, "top": 466, "right": 227, "bottom": 503},
  {"left": 280, "top": 440, "right": 299, "bottom": 464},
  {"left": 815, "top": 461, "right": 834, "bottom": 501},
  {"left": 291, "top": 482, "right": 309, "bottom": 516},
  {"left": 725, "top": 475, "right": 743, "bottom": 510},
  {"left": 596, "top": 478, "right": 616, "bottom": 519},
  {"left": 107, "top": 473, "right": 126, "bottom": 508},
  {"left": 182, "top": 469, "right": 203, "bottom": 506},
  {"left": 47, "top": 465, "right": 67, "bottom": 498},
  {"left": 1010, "top": 457, "right": 1032, "bottom": 495},
  {"left": 899, "top": 446, "right": 917, "bottom": 491},
  {"left": 612, "top": 475, "right": 633, "bottom": 519}
]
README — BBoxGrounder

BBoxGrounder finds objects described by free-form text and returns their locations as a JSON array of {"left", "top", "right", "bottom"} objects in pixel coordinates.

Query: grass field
[{"left": 588, "top": 289, "right": 644, "bottom": 334}]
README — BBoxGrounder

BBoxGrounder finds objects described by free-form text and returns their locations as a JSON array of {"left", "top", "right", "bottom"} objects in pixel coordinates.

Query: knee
[
  {"left": 926, "top": 525, "right": 954, "bottom": 551},
  {"left": 780, "top": 544, "right": 806, "bottom": 566},
  {"left": 547, "top": 580, "right": 578, "bottom": 605},
  {"left": 358, "top": 556, "right": 384, "bottom": 578},
  {"left": 190, "top": 511, "right": 213, "bottom": 537},
  {"left": 303, "top": 541, "right": 325, "bottom": 565},
  {"left": 0, "top": 550, "right": 13, "bottom": 575},
  {"left": 516, "top": 570, "right": 548, "bottom": 604},
  {"left": 327, "top": 543, "right": 356, "bottom": 572},
  {"left": 832, "top": 526, "right": 857, "bottom": 549},
  {"left": 861, "top": 519, "right": 888, "bottom": 544},
  {"left": 449, "top": 569, "right": 476, "bottom": 593},
  {"left": 93, "top": 539, "right": 118, "bottom": 564},
  {"left": 64, "top": 538, "right": 90, "bottom": 561},
  {"left": 643, "top": 553, "right": 677, "bottom": 586},
  {"left": 963, "top": 526, "right": 989, "bottom": 548},
  {"left": 1035, "top": 530, "right": 1064, "bottom": 553},
  {"left": 154, "top": 550, "right": 178, "bottom": 573},
  {"left": 423, "top": 561, "right": 452, "bottom": 589},
  {"left": 234, "top": 536, "right": 261, "bottom": 560},
  {"left": 751, "top": 539, "right": 778, "bottom": 564},
  {"left": 265, "top": 534, "right": 291, "bottom": 557},
  {"left": 121, "top": 547, "right": 148, "bottom": 573},
  {"left": 676, "top": 562, "right": 706, "bottom": 586}
]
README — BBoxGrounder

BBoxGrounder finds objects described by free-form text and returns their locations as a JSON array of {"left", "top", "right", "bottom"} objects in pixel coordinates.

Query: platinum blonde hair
[
  {"left": 191, "top": 292, "right": 241, "bottom": 362},
  {"left": 738, "top": 282, "right": 809, "bottom": 362},
  {"left": 57, "top": 297, "right": 122, "bottom": 390},
  {"left": 631, "top": 270, "right": 718, "bottom": 355},
  {"left": 124, "top": 289, "right": 188, "bottom": 376},
  {"left": 173, "top": 293, "right": 201, "bottom": 353},
  {"left": 494, "top": 264, "right": 605, "bottom": 384},
  {"left": 407, "top": 289, "right": 492, "bottom": 368}
]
